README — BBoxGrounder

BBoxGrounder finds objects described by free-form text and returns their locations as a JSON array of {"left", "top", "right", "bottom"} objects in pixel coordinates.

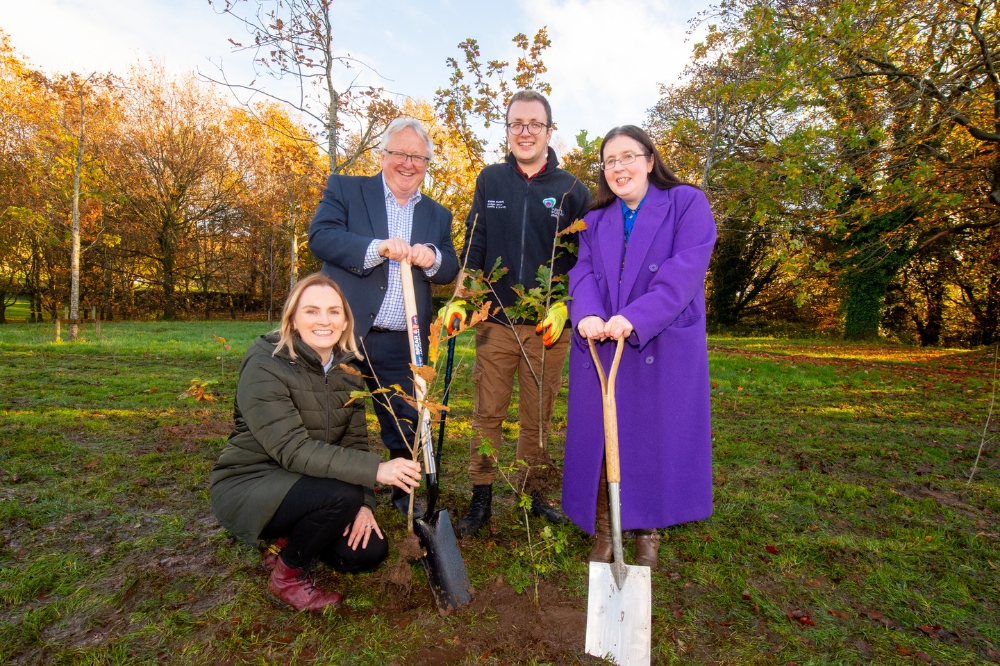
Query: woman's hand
[
  {"left": 576, "top": 315, "right": 607, "bottom": 340},
  {"left": 605, "top": 315, "right": 634, "bottom": 340},
  {"left": 376, "top": 457, "right": 422, "bottom": 492},
  {"left": 344, "top": 506, "right": 382, "bottom": 551}
]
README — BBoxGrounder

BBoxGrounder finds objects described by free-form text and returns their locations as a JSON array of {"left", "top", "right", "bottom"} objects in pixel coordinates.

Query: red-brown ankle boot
[
  {"left": 268, "top": 557, "right": 342, "bottom": 612},
  {"left": 261, "top": 537, "right": 289, "bottom": 572}
]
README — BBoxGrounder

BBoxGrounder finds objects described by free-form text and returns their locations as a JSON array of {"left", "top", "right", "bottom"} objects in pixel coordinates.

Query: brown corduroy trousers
[{"left": 467, "top": 321, "right": 570, "bottom": 486}]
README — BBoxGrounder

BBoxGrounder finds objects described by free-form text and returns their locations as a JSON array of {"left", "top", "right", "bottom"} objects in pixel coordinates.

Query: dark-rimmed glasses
[
  {"left": 383, "top": 150, "right": 430, "bottom": 168},
  {"left": 600, "top": 153, "right": 649, "bottom": 171},
  {"left": 506, "top": 122, "right": 549, "bottom": 135}
]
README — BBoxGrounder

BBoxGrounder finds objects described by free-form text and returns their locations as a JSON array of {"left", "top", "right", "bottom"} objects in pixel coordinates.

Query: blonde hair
[{"left": 272, "top": 273, "right": 361, "bottom": 361}]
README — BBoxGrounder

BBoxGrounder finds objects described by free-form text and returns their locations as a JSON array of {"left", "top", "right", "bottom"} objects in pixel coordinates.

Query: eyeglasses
[
  {"left": 383, "top": 150, "right": 430, "bottom": 168},
  {"left": 600, "top": 153, "right": 649, "bottom": 171},
  {"left": 506, "top": 122, "right": 549, "bottom": 135}
]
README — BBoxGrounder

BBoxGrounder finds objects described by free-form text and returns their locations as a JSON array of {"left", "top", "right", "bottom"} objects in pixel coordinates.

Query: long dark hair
[{"left": 591, "top": 125, "right": 687, "bottom": 211}]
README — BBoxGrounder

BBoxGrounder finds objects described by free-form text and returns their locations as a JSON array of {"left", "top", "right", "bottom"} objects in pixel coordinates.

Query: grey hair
[{"left": 379, "top": 117, "right": 435, "bottom": 159}]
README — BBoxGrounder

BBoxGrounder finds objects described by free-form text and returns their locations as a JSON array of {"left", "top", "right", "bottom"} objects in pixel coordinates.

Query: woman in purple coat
[{"left": 563, "top": 125, "right": 716, "bottom": 567}]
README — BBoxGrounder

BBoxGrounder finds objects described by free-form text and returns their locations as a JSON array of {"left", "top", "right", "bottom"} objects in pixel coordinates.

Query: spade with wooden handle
[
  {"left": 584, "top": 336, "right": 651, "bottom": 666},
  {"left": 399, "top": 259, "right": 473, "bottom": 612}
]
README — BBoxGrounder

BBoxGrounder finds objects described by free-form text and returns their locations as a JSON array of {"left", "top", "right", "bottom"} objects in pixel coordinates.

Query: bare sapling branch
[{"left": 967, "top": 344, "right": 998, "bottom": 485}]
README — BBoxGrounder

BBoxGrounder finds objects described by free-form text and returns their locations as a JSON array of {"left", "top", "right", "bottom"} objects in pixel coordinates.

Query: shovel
[
  {"left": 585, "top": 336, "right": 651, "bottom": 666},
  {"left": 400, "top": 260, "right": 473, "bottom": 612}
]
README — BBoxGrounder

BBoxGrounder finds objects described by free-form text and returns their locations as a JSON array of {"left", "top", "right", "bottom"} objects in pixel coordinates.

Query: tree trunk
[
  {"left": 160, "top": 224, "right": 177, "bottom": 320},
  {"left": 69, "top": 88, "right": 86, "bottom": 342},
  {"left": 843, "top": 266, "right": 893, "bottom": 340},
  {"left": 289, "top": 213, "right": 298, "bottom": 292},
  {"left": 103, "top": 247, "right": 114, "bottom": 321},
  {"left": 0, "top": 293, "right": 7, "bottom": 324}
]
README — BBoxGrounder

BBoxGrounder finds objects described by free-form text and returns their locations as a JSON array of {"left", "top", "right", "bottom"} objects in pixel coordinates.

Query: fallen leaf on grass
[
  {"left": 989, "top": 560, "right": 999, "bottom": 571},
  {"left": 765, "top": 545, "right": 781, "bottom": 554},
  {"left": 917, "top": 624, "right": 960, "bottom": 642},
  {"left": 143, "top": 387, "right": 159, "bottom": 392},
  {"left": 742, "top": 590, "right": 753, "bottom": 600},
  {"left": 673, "top": 609, "right": 684, "bottom": 619},
  {"left": 786, "top": 608, "right": 815, "bottom": 626},
  {"left": 860, "top": 609, "right": 894, "bottom": 627},
  {"left": 827, "top": 608, "right": 851, "bottom": 619},
  {"left": 915, "top": 651, "right": 932, "bottom": 663},
  {"left": 84, "top": 460, "right": 99, "bottom": 469}
]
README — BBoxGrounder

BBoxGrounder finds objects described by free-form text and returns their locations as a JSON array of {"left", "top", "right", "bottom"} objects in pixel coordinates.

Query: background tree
[
  {"left": 105, "top": 66, "right": 245, "bottom": 320},
  {"left": 207, "top": 0, "right": 399, "bottom": 175}
]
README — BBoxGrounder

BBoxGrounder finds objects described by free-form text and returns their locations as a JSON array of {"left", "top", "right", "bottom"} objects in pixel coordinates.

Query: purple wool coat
[{"left": 562, "top": 184, "right": 717, "bottom": 534}]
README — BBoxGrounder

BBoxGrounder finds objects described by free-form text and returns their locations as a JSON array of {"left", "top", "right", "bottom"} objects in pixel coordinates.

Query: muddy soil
[{"left": 406, "top": 577, "right": 600, "bottom": 666}]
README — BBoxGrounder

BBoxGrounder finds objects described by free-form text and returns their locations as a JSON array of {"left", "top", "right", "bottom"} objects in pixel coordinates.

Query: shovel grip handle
[{"left": 589, "top": 337, "right": 625, "bottom": 484}]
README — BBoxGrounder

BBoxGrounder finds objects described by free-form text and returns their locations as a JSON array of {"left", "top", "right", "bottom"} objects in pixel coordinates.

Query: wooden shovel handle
[{"left": 588, "top": 337, "right": 625, "bottom": 483}]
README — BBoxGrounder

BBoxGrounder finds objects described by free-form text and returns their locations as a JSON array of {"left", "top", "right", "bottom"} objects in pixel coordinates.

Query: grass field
[{"left": 1, "top": 321, "right": 998, "bottom": 665}]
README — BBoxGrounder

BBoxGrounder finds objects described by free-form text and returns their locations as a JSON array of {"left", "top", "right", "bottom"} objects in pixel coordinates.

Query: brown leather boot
[
  {"left": 268, "top": 557, "right": 342, "bottom": 612},
  {"left": 587, "top": 469, "right": 612, "bottom": 563},
  {"left": 635, "top": 530, "right": 661, "bottom": 568}
]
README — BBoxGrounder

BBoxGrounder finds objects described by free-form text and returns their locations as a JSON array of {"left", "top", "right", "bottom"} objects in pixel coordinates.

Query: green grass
[
  {"left": 2, "top": 297, "right": 43, "bottom": 323},
  {"left": 1, "top": 322, "right": 998, "bottom": 664}
]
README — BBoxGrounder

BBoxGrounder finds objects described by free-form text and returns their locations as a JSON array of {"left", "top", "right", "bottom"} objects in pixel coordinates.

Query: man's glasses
[
  {"left": 600, "top": 153, "right": 649, "bottom": 171},
  {"left": 383, "top": 150, "right": 430, "bottom": 168},
  {"left": 506, "top": 122, "right": 549, "bottom": 135}
]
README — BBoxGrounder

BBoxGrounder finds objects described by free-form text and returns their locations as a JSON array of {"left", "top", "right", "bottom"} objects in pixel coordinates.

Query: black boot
[
  {"left": 389, "top": 448, "right": 425, "bottom": 517},
  {"left": 455, "top": 484, "right": 492, "bottom": 537},
  {"left": 531, "top": 494, "right": 567, "bottom": 525}
]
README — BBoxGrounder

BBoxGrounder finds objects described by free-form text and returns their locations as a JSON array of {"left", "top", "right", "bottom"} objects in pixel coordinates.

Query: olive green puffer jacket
[{"left": 209, "top": 333, "right": 382, "bottom": 546}]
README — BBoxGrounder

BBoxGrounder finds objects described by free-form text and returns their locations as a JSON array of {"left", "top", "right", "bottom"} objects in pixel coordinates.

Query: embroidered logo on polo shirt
[{"left": 542, "top": 197, "right": 556, "bottom": 208}]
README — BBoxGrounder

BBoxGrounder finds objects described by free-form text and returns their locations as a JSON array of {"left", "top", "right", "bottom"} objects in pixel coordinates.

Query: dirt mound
[
  {"left": 158, "top": 420, "right": 231, "bottom": 445},
  {"left": 409, "top": 577, "right": 592, "bottom": 665},
  {"left": 383, "top": 533, "right": 425, "bottom": 596}
]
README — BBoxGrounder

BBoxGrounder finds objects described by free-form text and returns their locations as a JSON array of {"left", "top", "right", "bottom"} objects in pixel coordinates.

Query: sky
[{"left": 1, "top": 0, "right": 712, "bottom": 155}]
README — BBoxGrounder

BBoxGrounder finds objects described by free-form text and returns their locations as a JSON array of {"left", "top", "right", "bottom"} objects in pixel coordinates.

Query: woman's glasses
[{"left": 600, "top": 153, "right": 649, "bottom": 170}]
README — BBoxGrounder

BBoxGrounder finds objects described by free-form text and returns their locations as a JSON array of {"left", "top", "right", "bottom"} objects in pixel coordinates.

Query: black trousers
[
  {"left": 359, "top": 328, "right": 417, "bottom": 452},
  {"left": 260, "top": 476, "right": 388, "bottom": 573}
]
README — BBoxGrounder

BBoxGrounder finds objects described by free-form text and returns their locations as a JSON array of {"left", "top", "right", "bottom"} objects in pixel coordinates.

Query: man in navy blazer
[{"left": 308, "top": 118, "right": 458, "bottom": 515}]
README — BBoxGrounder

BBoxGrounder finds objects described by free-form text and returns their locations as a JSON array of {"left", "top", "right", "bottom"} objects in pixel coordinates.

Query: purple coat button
[
  {"left": 649, "top": 264, "right": 658, "bottom": 272},
  {"left": 645, "top": 356, "right": 654, "bottom": 364}
]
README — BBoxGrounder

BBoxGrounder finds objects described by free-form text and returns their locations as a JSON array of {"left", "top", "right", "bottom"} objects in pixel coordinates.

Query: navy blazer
[{"left": 308, "top": 173, "right": 459, "bottom": 346}]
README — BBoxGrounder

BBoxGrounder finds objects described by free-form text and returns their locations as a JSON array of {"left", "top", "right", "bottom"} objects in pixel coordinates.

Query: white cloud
[
  {"left": 517, "top": 0, "right": 709, "bottom": 142},
  {"left": 1, "top": 0, "right": 236, "bottom": 75},
  {"left": 1, "top": 0, "right": 710, "bottom": 152}
]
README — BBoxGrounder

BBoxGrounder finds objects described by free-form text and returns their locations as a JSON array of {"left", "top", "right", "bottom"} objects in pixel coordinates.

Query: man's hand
[
  {"left": 438, "top": 299, "right": 468, "bottom": 334},
  {"left": 536, "top": 302, "right": 569, "bottom": 347},
  {"left": 408, "top": 243, "right": 437, "bottom": 269},
  {"left": 576, "top": 315, "right": 607, "bottom": 340},
  {"left": 344, "top": 506, "right": 382, "bottom": 551},
  {"left": 378, "top": 238, "right": 410, "bottom": 262},
  {"left": 605, "top": 314, "right": 634, "bottom": 340}
]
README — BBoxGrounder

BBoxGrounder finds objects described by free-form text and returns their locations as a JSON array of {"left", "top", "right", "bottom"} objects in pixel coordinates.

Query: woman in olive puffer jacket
[{"left": 210, "top": 273, "right": 422, "bottom": 612}]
